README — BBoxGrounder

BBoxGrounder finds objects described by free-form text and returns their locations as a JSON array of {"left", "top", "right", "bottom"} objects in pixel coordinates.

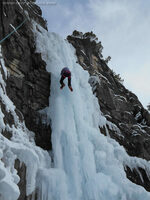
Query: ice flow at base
[{"left": 34, "top": 23, "right": 150, "bottom": 200}]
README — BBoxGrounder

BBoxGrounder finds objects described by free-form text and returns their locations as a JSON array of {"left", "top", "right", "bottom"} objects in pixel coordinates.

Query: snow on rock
[
  {"left": 3, "top": 12, "right": 6, "bottom": 17},
  {"left": 89, "top": 75, "right": 100, "bottom": 94},
  {"left": 33, "top": 22, "right": 150, "bottom": 200},
  {"left": 114, "top": 94, "right": 127, "bottom": 102},
  {"left": 9, "top": 24, "right": 20, "bottom": 36},
  {"left": 16, "top": 0, "right": 23, "bottom": 10}
]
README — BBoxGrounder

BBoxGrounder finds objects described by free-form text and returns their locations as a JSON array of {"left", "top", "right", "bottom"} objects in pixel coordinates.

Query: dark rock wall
[
  {"left": 0, "top": 0, "right": 52, "bottom": 150},
  {"left": 67, "top": 32, "right": 150, "bottom": 191},
  {"left": 0, "top": 1, "right": 51, "bottom": 199},
  {"left": 15, "top": 160, "right": 27, "bottom": 200}
]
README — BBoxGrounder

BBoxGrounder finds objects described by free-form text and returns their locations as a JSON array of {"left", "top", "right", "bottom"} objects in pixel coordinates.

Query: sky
[{"left": 40, "top": 0, "right": 150, "bottom": 108}]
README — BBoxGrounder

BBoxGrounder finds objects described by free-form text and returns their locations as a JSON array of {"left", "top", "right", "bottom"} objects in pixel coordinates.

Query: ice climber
[{"left": 60, "top": 67, "right": 73, "bottom": 91}]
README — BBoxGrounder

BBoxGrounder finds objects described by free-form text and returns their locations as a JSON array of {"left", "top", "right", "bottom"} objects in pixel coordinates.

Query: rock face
[
  {"left": 67, "top": 31, "right": 150, "bottom": 191},
  {"left": 0, "top": 0, "right": 51, "bottom": 150},
  {"left": 0, "top": 1, "right": 51, "bottom": 199}
]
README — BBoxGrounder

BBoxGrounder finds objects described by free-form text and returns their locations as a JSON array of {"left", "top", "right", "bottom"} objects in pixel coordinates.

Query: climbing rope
[{"left": 0, "top": 18, "right": 28, "bottom": 44}]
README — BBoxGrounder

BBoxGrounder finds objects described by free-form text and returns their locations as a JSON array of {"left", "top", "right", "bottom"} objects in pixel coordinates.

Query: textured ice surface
[{"left": 33, "top": 23, "right": 150, "bottom": 200}]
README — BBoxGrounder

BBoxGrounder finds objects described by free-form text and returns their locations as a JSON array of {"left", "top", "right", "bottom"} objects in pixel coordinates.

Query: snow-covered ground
[{"left": 33, "top": 23, "right": 150, "bottom": 200}]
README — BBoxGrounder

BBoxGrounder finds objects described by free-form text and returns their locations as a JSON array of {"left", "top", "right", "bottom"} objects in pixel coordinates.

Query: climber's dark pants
[{"left": 60, "top": 76, "right": 71, "bottom": 87}]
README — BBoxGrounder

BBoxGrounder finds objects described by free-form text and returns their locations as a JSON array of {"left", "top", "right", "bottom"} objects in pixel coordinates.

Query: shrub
[
  {"left": 147, "top": 104, "right": 150, "bottom": 111},
  {"left": 105, "top": 56, "right": 111, "bottom": 64},
  {"left": 111, "top": 70, "right": 124, "bottom": 83}
]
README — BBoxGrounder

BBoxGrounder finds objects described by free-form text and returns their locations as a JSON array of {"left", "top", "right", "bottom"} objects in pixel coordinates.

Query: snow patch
[
  {"left": 16, "top": 0, "right": 23, "bottom": 10},
  {"left": 10, "top": 24, "right": 20, "bottom": 36}
]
